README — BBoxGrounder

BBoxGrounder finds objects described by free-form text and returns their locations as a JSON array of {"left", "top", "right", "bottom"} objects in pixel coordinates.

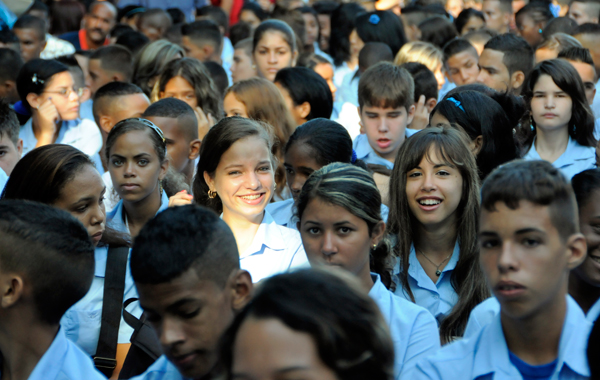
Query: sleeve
[{"left": 398, "top": 309, "right": 441, "bottom": 378}]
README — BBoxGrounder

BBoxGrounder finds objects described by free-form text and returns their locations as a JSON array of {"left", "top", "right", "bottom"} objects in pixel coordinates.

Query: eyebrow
[
  {"left": 73, "top": 186, "right": 107, "bottom": 204},
  {"left": 233, "top": 366, "right": 312, "bottom": 378},
  {"left": 411, "top": 163, "right": 454, "bottom": 170},
  {"left": 110, "top": 153, "right": 152, "bottom": 159},
  {"left": 165, "top": 298, "right": 200, "bottom": 313}
]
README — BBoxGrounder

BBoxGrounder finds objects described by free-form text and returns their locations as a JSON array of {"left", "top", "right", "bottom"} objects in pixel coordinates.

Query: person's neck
[
  {"left": 0, "top": 315, "right": 58, "bottom": 380},
  {"left": 85, "top": 32, "right": 104, "bottom": 50},
  {"left": 502, "top": 290, "right": 567, "bottom": 365},
  {"left": 534, "top": 126, "right": 569, "bottom": 163},
  {"left": 31, "top": 113, "right": 60, "bottom": 142},
  {"left": 222, "top": 210, "right": 264, "bottom": 255},
  {"left": 414, "top": 218, "right": 457, "bottom": 261},
  {"left": 123, "top": 188, "right": 162, "bottom": 238},
  {"left": 347, "top": 56, "right": 358, "bottom": 71},
  {"left": 360, "top": 264, "right": 375, "bottom": 292},
  {"left": 569, "top": 271, "right": 600, "bottom": 314}
]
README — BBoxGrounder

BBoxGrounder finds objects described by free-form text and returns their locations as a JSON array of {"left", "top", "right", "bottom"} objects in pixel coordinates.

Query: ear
[
  {"left": 425, "top": 98, "right": 437, "bottom": 113},
  {"left": 297, "top": 101, "right": 311, "bottom": 120},
  {"left": 370, "top": 221, "right": 386, "bottom": 247},
  {"left": 202, "top": 45, "right": 214, "bottom": 61},
  {"left": 26, "top": 93, "right": 40, "bottom": 110},
  {"left": 291, "top": 50, "right": 299, "bottom": 66},
  {"left": 203, "top": 170, "right": 215, "bottom": 192},
  {"left": 0, "top": 275, "right": 24, "bottom": 310},
  {"left": 471, "top": 135, "right": 483, "bottom": 155},
  {"left": 188, "top": 139, "right": 201, "bottom": 160},
  {"left": 16, "top": 139, "right": 23, "bottom": 157},
  {"left": 113, "top": 73, "right": 125, "bottom": 82},
  {"left": 99, "top": 116, "right": 114, "bottom": 134},
  {"left": 406, "top": 104, "right": 416, "bottom": 125},
  {"left": 230, "top": 269, "right": 253, "bottom": 312},
  {"left": 158, "top": 157, "right": 169, "bottom": 181},
  {"left": 566, "top": 233, "right": 587, "bottom": 270},
  {"left": 510, "top": 71, "right": 526, "bottom": 91}
]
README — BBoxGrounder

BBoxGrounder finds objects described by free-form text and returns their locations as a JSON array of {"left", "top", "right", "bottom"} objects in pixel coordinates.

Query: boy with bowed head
[{"left": 129, "top": 205, "right": 253, "bottom": 380}]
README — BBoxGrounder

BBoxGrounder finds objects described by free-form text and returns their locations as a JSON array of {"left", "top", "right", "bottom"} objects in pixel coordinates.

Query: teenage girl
[
  {"left": 387, "top": 126, "right": 489, "bottom": 343},
  {"left": 519, "top": 59, "right": 596, "bottom": 180},
  {"left": 1, "top": 144, "right": 136, "bottom": 376},
  {"left": 105, "top": 118, "right": 170, "bottom": 238},
  {"left": 252, "top": 20, "right": 298, "bottom": 82},
  {"left": 193, "top": 116, "right": 308, "bottom": 283},
  {"left": 296, "top": 162, "right": 440, "bottom": 378},
  {"left": 16, "top": 59, "right": 101, "bottom": 158}
]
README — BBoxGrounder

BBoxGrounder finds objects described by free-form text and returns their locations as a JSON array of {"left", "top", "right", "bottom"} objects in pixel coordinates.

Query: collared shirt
[
  {"left": 60, "top": 245, "right": 142, "bottom": 356},
  {"left": 369, "top": 273, "right": 440, "bottom": 379},
  {"left": 587, "top": 298, "right": 600, "bottom": 323},
  {"left": 17, "top": 328, "right": 106, "bottom": 380},
  {"left": 353, "top": 129, "right": 418, "bottom": 170},
  {"left": 266, "top": 198, "right": 390, "bottom": 231},
  {"left": 393, "top": 242, "right": 460, "bottom": 322},
  {"left": 40, "top": 34, "right": 75, "bottom": 59},
  {"left": 592, "top": 81, "right": 600, "bottom": 120},
  {"left": 313, "top": 43, "right": 333, "bottom": 64},
  {"left": 237, "top": 210, "right": 309, "bottom": 283},
  {"left": 523, "top": 137, "right": 595, "bottom": 180},
  {"left": 107, "top": 191, "right": 170, "bottom": 234},
  {"left": 129, "top": 355, "right": 188, "bottom": 380},
  {"left": 337, "top": 70, "right": 359, "bottom": 107},
  {"left": 333, "top": 62, "right": 355, "bottom": 88},
  {"left": 20, "top": 118, "right": 102, "bottom": 158},
  {"left": 0, "top": 167, "right": 7, "bottom": 194},
  {"left": 409, "top": 296, "right": 591, "bottom": 380}
]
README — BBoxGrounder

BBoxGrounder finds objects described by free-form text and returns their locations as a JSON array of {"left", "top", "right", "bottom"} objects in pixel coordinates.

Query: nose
[
  {"left": 421, "top": 172, "right": 437, "bottom": 192},
  {"left": 90, "top": 203, "right": 105, "bottom": 226},
  {"left": 476, "top": 70, "right": 487, "bottom": 84},
  {"left": 497, "top": 242, "right": 519, "bottom": 274},
  {"left": 378, "top": 117, "right": 389, "bottom": 133},
  {"left": 124, "top": 161, "right": 136, "bottom": 177},
  {"left": 159, "top": 317, "right": 185, "bottom": 348},
  {"left": 245, "top": 171, "right": 260, "bottom": 190},
  {"left": 545, "top": 95, "right": 555, "bottom": 109},
  {"left": 290, "top": 175, "right": 304, "bottom": 194},
  {"left": 69, "top": 88, "right": 79, "bottom": 101},
  {"left": 268, "top": 51, "right": 277, "bottom": 64},
  {"left": 321, "top": 231, "right": 337, "bottom": 256}
]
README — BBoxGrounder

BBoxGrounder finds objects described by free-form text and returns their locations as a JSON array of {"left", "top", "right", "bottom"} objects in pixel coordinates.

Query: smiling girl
[
  {"left": 520, "top": 59, "right": 596, "bottom": 179},
  {"left": 193, "top": 117, "right": 307, "bottom": 283},
  {"left": 387, "top": 126, "right": 489, "bottom": 343}
]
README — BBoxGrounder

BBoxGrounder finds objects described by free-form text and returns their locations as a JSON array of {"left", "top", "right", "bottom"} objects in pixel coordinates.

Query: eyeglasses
[
  {"left": 43, "top": 87, "right": 84, "bottom": 98},
  {"left": 113, "top": 118, "right": 166, "bottom": 145}
]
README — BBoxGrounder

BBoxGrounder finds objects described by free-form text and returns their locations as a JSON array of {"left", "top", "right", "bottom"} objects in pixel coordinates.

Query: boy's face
[
  {"left": 137, "top": 268, "right": 237, "bottom": 379},
  {"left": 13, "top": 28, "right": 45, "bottom": 62},
  {"left": 477, "top": 49, "right": 512, "bottom": 92},
  {"left": 481, "top": 0, "right": 510, "bottom": 33},
  {"left": 359, "top": 105, "right": 415, "bottom": 163},
  {"left": 574, "top": 189, "right": 600, "bottom": 288},
  {"left": 0, "top": 135, "right": 22, "bottom": 176},
  {"left": 446, "top": 50, "right": 480, "bottom": 86},
  {"left": 568, "top": 1, "right": 600, "bottom": 24},
  {"left": 566, "top": 59, "right": 597, "bottom": 105},
  {"left": 145, "top": 115, "right": 193, "bottom": 174},
  {"left": 479, "top": 201, "right": 585, "bottom": 320},
  {"left": 88, "top": 58, "right": 117, "bottom": 95}
]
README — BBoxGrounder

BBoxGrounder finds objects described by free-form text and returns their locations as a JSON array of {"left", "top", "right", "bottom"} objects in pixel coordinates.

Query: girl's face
[
  {"left": 405, "top": 147, "right": 464, "bottom": 228},
  {"left": 240, "top": 10, "right": 262, "bottom": 29},
  {"left": 517, "top": 14, "right": 542, "bottom": 47},
  {"left": 284, "top": 142, "right": 321, "bottom": 202},
  {"left": 349, "top": 29, "right": 364, "bottom": 59},
  {"left": 313, "top": 63, "right": 336, "bottom": 101},
  {"left": 531, "top": 74, "right": 573, "bottom": 133},
  {"left": 461, "top": 15, "right": 485, "bottom": 35},
  {"left": 108, "top": 130, "right": 168, "bottom": 204},
  {"left": 303, "top": 12, "right": 319, "bottom": 47},
  {"left": 224, "top": 93, "right": 249, "bottom": 118},
  {"left": 53, "top": 164, "right": 106, "bottom": 247},
  {"left": 160, "top": 76, "right": 198, "bottom": 109},
  {"left": 204, "top": 136, "right": 274, "bottom": 222},
  {"left": 253, "top": 31, "right": 297, "bottom": 82},
  {"left": 231, "top": 48, "right": 257, "bottom": 83},
  {"left": 574, "top": 189, "right": 600, "bottom": 287},
  {"left": 299, "top": 198, "right": 384, "bottom": 280},
  {"left": 34, "top": 71, "right": 80, "bottom": 120},
  {"left": 232, "top": 317, "right": 338, "bottom": 380}
]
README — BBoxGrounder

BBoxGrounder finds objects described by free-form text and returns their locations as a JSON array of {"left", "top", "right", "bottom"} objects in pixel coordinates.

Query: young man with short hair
[
  {"left": 477, "top": 33, "right": 533, "bottom": 95},
  {"left": 129, "top": 205, "right": 253, "bottom": 380},
  {"left": 88, "top": 45, "right": 134, "bottom": 95},
  {"left": 12, "top": 15, "right": 46, "bottom": 62},
  {"left": 410, "top": 160, "right": 590, "bottom": 380},
  {"left": 443, "top": 38, "right": 480, "bottom": 87},
  {"left": 0, "top": 200, "right": 102, "bottom": 380},
  {"left": 181, "top": 19, "right": 223, "bottom": 64},
  {"left": 568, "top": 0, "right": 600, "bottom": 24},
  {"left": 481, "top": 0, "right": 513, "bottom": 34},
  {"left": 353, "top": 62, "right": 416, "bottom": 169}
]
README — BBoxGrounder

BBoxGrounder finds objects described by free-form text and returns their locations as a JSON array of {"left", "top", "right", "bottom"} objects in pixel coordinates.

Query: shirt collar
[
  {"left": 368, "top": 273, "right": 387, "bottom": 300},
  {"left": 525, "top": 136, "right": 594, "bottom": 168},
  {"left": 78, "top": 29, "right": 109, "bottom": 50},
  {"left": 28, "top": 328, "right": 69, "bottom": 380},
  {"left": 107, "top": 191, "right": 169, "bottom": 234},
  {"left": 240, "top": 210, "right": 287, "bottom": 259},
  {"left": 94, "top": 245, "right": 108, "bottom": 277},
  {"left": 354, "top": 134, "right": 373, "bottom": 159}
]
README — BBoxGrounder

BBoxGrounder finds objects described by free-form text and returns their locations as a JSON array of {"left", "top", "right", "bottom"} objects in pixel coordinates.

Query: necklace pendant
[{"left": 435, "top": 270, "right": 442, "bottom": 276}]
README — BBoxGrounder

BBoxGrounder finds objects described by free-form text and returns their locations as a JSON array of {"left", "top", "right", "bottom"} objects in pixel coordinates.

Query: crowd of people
[{"left": 0, "top": 0, "right": 598, "bottom": 378}]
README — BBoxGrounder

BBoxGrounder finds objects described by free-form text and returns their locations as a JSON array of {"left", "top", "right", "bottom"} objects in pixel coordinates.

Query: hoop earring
[{"left": 208, "top": 190, "right": 217, "bottom": 199}]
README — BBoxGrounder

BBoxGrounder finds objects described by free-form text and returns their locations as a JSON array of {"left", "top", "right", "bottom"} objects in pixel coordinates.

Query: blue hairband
[
  {"left": 351, "top": 149, "right": 357, "bottom": 164},
  {"left": 369, "top": 14, "right": 380, "bottom": 25},
  {"left": 446, "top": 97, "right": 465, "bottom": 112}
]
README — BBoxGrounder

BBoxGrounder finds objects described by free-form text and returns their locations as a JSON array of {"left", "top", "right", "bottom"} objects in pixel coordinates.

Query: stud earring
[
  {"left": 372, "top": 244, "right": 377, "bottom": 250},
  {"left": 538, "top": 28, "right": 543, "bottom": 33}
]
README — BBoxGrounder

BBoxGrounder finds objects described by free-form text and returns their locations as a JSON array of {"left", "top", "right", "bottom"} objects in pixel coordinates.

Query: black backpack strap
[{"left": 94, "top": 245, "right": 129, "bottom": 377}]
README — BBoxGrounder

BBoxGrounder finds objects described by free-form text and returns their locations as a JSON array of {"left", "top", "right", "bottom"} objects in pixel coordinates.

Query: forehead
[
  {"left": 145, "top": 116, "right": 181, "bottom": 137},
  {"left": 533, "top": 74, "right": 561, "bottom": 90},
  {"left": 481, "top": 200, "right": 555, "bottom": 233},
  {"left": 14, "top": 27, "right": 43, "bottom": 40},
  {"left": 46, "top": 71, "right": 74, "bottom": 88},
  {"left": 482, "top": 0, "right": 501, "bottom": 10},
  {"left": 111, "top": 129, "right": 156, "bottom": 153},
  {"left": 258, "top": 31, "right": 290, "bottom": 46},
  {"left": 447, "top": 50, "right": 477, "bottom": 66},
  {"left": 568, "top": 60, "right": 596, "bottom": 81},
  {"left": 284, "top": 142, "right": 320, "bottom": 166},
  {"left": 90, "top": 3, "right": 115, "bottom": 18},
  {"left": 362, "top": 105, "right": 406, "bottom": 113},
  {"left": 59, "top": 164, "right": 104, "bottom": 198},
  {"left": 302, "top": 197, "right": 363, "bottom": 223},
  {"left": 479, "top": 49, "right": 506, "bottom": 68},
  {"left": 220, "top": 136, "right": 270, "bottom": 163}
]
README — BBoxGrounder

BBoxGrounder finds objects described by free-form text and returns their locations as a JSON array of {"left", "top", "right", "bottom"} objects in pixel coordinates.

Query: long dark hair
[
  {"left": 329, "top": 3, "right": 365, "bottom": 67},
  {"left": 1, "top": 144, "right": 129, "bottom": 247}
]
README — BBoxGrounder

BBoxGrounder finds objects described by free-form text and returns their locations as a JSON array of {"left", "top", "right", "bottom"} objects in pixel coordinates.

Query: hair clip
[
  {"left": 446, "top": 97, "right": 465, "bottom": 112},
  {"left": 369, "top": 14, "right": 380, "bottom": 25},
  {"left": 351, "top": 149, "right": 357, "bottom": 164},
  {"left": 31, "top": 74, "right": 44, "bottom": 85}
]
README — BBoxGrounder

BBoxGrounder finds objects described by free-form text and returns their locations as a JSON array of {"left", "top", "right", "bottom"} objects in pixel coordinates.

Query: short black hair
[
  {"left": 203, "top": 61, "right": 228, "bottom": 97},
  {"left": 0, "top": 48, "right": 23, "bottom": 83},
  {"left": 419, "top": 16, "right": 458, "bottom": 49},
  {"left": 358, "top": 42, "right": 394, "bottom": 72},
  {"left": 142, "top": 98, "right": 198, "bottom": 140},
  {"left": 0, "top": 100, "right": 19, "bottom": 145},
  {"left": 516, "top": 2, "right": 554, "bottom": 24},
  {"left": 229, "top": 22, "right": 252, "bottom": 47},
  {"left": 90, "top": 45, "right": 134, "bottom": 82},
  {"left": 558, "top": 46, "right": 595, "bottom": 66},
  {"left": 182, "top": 19, "right": 222, "bottom": 51},
  {"left": 196, "top": 5, "right": 229, "bottom": 33},
  {"left": 0, "top": 27, "right": 19, "bottom": 46},
  {"left": 115, "top": 31, "right": 150, "bottom": 56},
  {"left": 167, "top": 8, "right": 186, "bottom": 24},
  {"left": 484, "top": 33, "right": 534, "bottom": 77},
  {"left": 275, "top": 67, "right": 334, "bottom": 120},
  {"left": 482, "top": 160, "right": 578, "bottom": 241},
  {"left": 92, "top": 81, "right": 145, "bottom": 123},
  {"left": 454, "top": 8, "right": 485, "bottom": 34},
  {"left": 240, "top": 2, "right": 269, "bottom": 20},
  {"left": 12, "top": 15, "right": 46, "bottom": 40},
  {"left": 312, "top": 1, "right": 339, "bottom": 15},
  {"left": 401, "top": 62, "right": 438, "bottom": 102},
  {"left": 109, "top": 24, "right": 134, "bottom": 39},
  {"left": 542, "top": 17, "right": 578, "bottom": 39},
  {"left": 0, "top": 200, "right": 94, "bottom": 325},
  {"left": 29, "top": 0, "right": 49, "bottom": 15},
  {"left": 443, "top": 38, "right": 477, "bottom": 65},
  {"left": 572, "top": 22, "right": 600, "bottom": 37},
  {"left": 131, "top": 205, "right": 240, "bottom": 287}
]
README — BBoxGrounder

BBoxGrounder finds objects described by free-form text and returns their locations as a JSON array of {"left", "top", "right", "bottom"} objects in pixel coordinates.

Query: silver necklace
[{"left": 416, "top": 248, "right": 451, "bottom": 276}]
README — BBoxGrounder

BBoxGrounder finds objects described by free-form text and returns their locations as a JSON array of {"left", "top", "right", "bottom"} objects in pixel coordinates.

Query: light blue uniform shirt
[
  {"left": 0, "top": 167, "right": 7, "bottom": 194},
  {"left": 338, "top": 71, "right": 359, "bottom": 107},
  {"left": 14, "top": 328, "right": 106, "bottom": 380},
  {"left": 393, "top": 242, "right": 460, "bottom": 322},
  {"left": 369, "top": 273, "right": 440, "bottom": 379},
  {"left": 107, "top": 191, "right": 170, "bottom": 234},
  {"left": 237, "top": 210, "right": 309, "bottom": 283},
  {"left": 523, "top": 137, "right": 595, "bottom": 180},
  {"left": 60, "top": 245, "right": 142, "bottom": 356},
  {"left": 353, "top": 129, "right": 419, "bottom": 170},
  {"left": 409, "top": 296, "right": 591, "bottom": 380},
  {"left": 588, "top": 298, "right": 600, "bottom": 323},
  {"left": 128, "top": 355, "right": 186, "bottom": 380},
  {"left": 20, "top": 117, "right": 102, "bottom": 158},
  {"left": 266, "top": 197, "right": 390, "bottom": 231}
]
